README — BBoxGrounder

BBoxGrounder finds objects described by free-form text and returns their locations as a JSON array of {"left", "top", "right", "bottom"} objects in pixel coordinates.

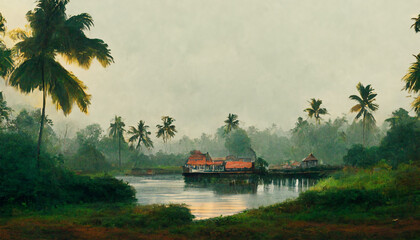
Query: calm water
[{"left": 118, "top": 175, "right": 317, "bottom": 219}]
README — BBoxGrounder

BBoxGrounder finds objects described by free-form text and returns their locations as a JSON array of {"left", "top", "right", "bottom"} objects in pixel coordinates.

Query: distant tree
[
  {"left": 224, "top": 129, "right": 251, "bottom": 156},
  {"left": 304, "top": 98, "right": 328, "bottom": 125},
  {"left": 381, "top": 109, "right": 419, "bottom": 167},
  {"left": 128, "top": 120, "right": 153, "bottom": 150},
  {"left": 8, "top": 0, "right": 113, "bottom": 169},
  {"left": 224, "top": 113, "right": 239, "bottom": 135},
  {"left": 343, "top": 144, "right": 380, "bottom": 168},
  {"left": 349, "top": 82, "right": 379, "bottom": 146},
  {"left": 109, "top": 116, "right": 125, "bottom": 168},
  {"left": 76, "top": 123, "right": 103, "bottom": 147},
  {"left": 385, "top": 108, "right": 412, "bottom": 128},
  {"left": 0, "top": 13, "right": 13, "bottom": 78},
  {"left": 255, "top": 157, "right": 269, "bottom": 174},
  {"left": 156, "top": 116, "right": 177, "bottom": 150},
  {"left": 292, "top": 117, "right": 309, "bottom": 132},
  {"left": 0, "top": 92, "right": 12, "bottom": 126}
]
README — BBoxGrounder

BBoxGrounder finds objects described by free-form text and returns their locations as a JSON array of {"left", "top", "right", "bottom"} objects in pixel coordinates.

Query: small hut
[{"left": 301, "top": 153, "right": 318, "bottom": 168}]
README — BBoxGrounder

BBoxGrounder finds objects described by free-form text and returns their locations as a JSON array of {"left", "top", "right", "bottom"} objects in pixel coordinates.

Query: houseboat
[{"left": 182, "top": 150, "right": 255, "bottom": 175}]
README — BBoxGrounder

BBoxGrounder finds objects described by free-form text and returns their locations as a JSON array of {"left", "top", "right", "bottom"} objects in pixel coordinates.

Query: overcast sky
[{"left": 0, "top": 0, "right": 419, "bottom": 139}]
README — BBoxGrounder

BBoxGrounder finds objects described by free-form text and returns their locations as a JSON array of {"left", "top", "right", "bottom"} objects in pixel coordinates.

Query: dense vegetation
[{"left": 0, "top": 131, "right": 135, "bottom": 211}]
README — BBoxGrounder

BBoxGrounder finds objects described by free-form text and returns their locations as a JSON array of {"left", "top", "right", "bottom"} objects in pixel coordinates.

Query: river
[{"left": 118, "top": 174, "right": 317, "bottom": 219}]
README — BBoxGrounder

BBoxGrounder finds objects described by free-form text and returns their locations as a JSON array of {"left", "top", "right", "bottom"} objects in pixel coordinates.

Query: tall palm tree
[
  {"left": 7, "top": 0, "right": 113, "bottom": 168},
  {"left": 224, "top": 113, "right": 239, "bottom": 135},
  {"left": 402, "top": 15, "right": 420, "bottom": 114},
  {"left": 128, "top": 120, "right": 153, "bottom": 150},
  {"left": 109, "top": 116, "right": 125, "bottom": 168},
  {"left": 156, "top": 116, "right": 177, "bottom": 151},
  {"left": 0, "top": 13, "right": 13, "bottom": 78},
  {"left": 402, "top": 54, "right": 420, "bottom": 114},
  {"left": 304, "top": 98, "right": 328, "bottom": 125},
  {"left": 349, "top": 82, "right": 379, "bottom": 146}
]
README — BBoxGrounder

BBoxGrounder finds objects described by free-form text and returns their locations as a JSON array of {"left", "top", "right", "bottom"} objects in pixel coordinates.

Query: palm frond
[
  {"left": 411, "top": 14, "right": 420, "bottom": 33},
  {"left": 350, "top": 104, "right": 362, "bottom": 113},
  {"left": 402, "top": 54, "right": 420, "bottom": 93}
]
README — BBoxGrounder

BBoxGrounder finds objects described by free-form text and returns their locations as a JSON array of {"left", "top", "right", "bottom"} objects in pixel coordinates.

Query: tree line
[{"left": 0, "top": 1, "right": 419, "bottom": 172}]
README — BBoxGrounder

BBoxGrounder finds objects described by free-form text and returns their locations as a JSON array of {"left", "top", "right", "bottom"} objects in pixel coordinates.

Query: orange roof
[
  {"left": 303, "top": 153, "right": 318, "bottom": 162},
  {"left": 225, "top": 161, "right": 253, "bottom": 169},
  {"left": 291, "top": 162, "right": 301, "bottom": 166},
  {"left": 186, "top": 150, "right": 208, "bottom": 165},
  {"left": 212, "top": 157, "right": 226, "bottom": 161},
  {"left": 206, "top": 161, "right": 224, "bottom": 165}
]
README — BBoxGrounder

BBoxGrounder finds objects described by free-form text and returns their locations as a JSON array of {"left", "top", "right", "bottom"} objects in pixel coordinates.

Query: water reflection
[{"left": 118, "top": 175, "right": 318, "bottom": 219}]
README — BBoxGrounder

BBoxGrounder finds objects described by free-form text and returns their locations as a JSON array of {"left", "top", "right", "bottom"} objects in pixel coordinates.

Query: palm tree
[
  {"left": 128, "top": 120, "right": 153, "bottom": 151},
  {"left": 402, "top": 54, "right": 420, "bottom": 114},
  {"left": 156, "top": 116, "right": 177, "bottom": 151},
  {"left": 0, "top": 13, "right": 13, "bottom": 78},
  {"left": 349, "top": 82, "right": 379, "bottom": 146},
  {"left": 109, "top": 116, "right": 125, "bottom": 168},
  {"left": 7, "top": 0, "right": 113, "bottom": 168},
  {"left": 224, "top": 113, "right": 239, "bottom": 135},
  {"left": 304, "top": 98, "right": 328, "bottom": 125},
  {"left": 401, "top": 15, "right": 420, "bottom": 115}
]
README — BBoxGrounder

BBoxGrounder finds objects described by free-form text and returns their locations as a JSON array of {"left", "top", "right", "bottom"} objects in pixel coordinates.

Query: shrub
[{"left": 0, "top": 132, "right": 135, "bottom": 209}]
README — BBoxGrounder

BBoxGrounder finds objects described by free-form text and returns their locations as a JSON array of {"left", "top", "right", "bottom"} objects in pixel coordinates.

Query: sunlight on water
[{"left": 118, "top": 175, "right": 317, "bottom": 219}]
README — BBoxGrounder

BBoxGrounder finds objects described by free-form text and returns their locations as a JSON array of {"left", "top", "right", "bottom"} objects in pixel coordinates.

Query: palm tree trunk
[
  {"left": 362, "top": 118, "right": 365, "bottom": 147},
  {"left": 118, "top": 131, "right": 121, "bottom": 168},
  {"left": 36, "top": 62, "right": 46, "bottom": 170}
]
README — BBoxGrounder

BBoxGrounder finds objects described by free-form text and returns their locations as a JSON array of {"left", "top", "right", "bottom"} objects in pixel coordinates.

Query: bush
[
  {"left": 0, "top": 132, "right": 135, "bottom": 209},
  {"left": 343, "top": 144, "right": 380, "bottom": 167}
]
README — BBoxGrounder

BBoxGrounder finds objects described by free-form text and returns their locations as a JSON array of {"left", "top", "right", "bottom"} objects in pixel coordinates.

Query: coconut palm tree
[
  {"left": 156, "top": 116, "right": 177, "bottom": 151},
  {"left": 128, "top": 120, "right": 153, "bottom": 151},
  {"left": 401, "top": 15, "right": 420, "bottom": 114},
  {"left": 402, "top": 54, "right": 420, "bottom": 114},
  {"left": 0, "top": 13, "right": 13, "bottom": 78},
  {"left": 304, "top": 98, "right": 328, "bottom": 125},
  {"left": 224, "top": 113, "right": 239, "bottom": 135},
  {"left": 109, "top": 116, "right": 125, "bottom": 168},
  {"left": 349, "top": 82, "right": 379, "bottom": 146},
  {"left": 7, "top": 0, "right": 113, "bottom": 168}
]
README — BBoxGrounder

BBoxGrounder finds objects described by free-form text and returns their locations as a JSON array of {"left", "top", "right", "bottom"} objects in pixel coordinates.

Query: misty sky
[{"left": 0, "top": 0, "right": 419, "bottom": 139}]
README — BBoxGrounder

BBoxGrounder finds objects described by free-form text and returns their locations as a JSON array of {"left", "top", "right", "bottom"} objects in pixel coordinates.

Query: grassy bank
[{"left": 1, "top": 164, "right": 419, "bottom": 240}]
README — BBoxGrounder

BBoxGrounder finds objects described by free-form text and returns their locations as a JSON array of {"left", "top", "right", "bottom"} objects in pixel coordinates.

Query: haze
[{"left": 0, "top": 0, "right": 418, "bottom": 139}]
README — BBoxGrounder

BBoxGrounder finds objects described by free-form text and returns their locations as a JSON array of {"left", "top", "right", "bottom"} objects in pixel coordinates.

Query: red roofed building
[
  {"left": 225, "top": 161, "right": 253, "bottom": 172},
  {"left": 183, "top": 150, "right": 255, "bottom": 174},
  {"left": 186, "top": 150, "right": 211, "bottom": 166},
  {"left": 184, "top": 150, "right": 225, "bottom": 172}
]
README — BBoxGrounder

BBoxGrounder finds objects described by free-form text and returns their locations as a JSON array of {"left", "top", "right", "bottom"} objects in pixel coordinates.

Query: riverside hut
[{"left": 301, "top": 153, "right": 318, "bottom": 168}]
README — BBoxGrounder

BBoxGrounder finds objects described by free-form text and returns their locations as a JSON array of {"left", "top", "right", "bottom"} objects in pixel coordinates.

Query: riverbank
[{"left": 1, "top": 164, "right": 418, "bottom": 239}]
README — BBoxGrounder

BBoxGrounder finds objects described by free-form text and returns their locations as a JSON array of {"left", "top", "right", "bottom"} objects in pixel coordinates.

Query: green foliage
[
  {"left": 66, "top": 145, "right": 111, "bottom": 172},
  {"left": 380, "top": 111, "right": 420, "bottom": 167},
  {"left": 156, "top": 116, "right": 177, "bottom": 143},
  {"left": 224, "top": 128, "right": 252, "bottom": 156},
  {"left": 343, "top": 145, "right": 380, "bottom": 167},
  {"left": 128, "top": 120, "right": 153, "bottom": 150},
  {"left": 255, "top": 157, "right": 269, "bottom": 174},
  {"left": 224, "top": 113, "right": 239, "bottom": 134},
  {"left": 0, "top": 92, "right": 12, "bottom": 127},
  {"left": 343, "top": 108, "right": 419, "bottom": 168},
  {"left": 0, "top": 131, "right": 135, "bottom": 209},
  {"left": 304, "top": 98, "right": 328, "bottom": 124},
  {"left": 76, "top": 123, "right": 103, "bottom": 147},
  {"left": 130, "top": 151, "right": 187, "bottom": 168}
]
